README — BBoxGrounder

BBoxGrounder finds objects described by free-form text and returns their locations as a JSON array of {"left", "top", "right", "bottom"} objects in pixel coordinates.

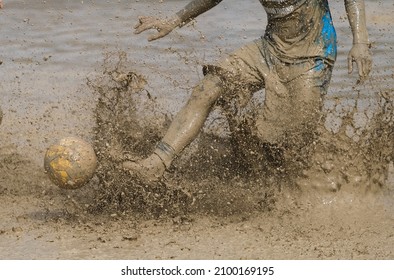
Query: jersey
[{"left": 259, "top": 0, "right": 337, "bottom": 64}]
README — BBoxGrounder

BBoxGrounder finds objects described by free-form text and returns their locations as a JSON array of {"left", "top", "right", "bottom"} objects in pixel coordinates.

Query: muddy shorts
[{"left": 204, "top": 38, "right": 333, "bottom": 144}]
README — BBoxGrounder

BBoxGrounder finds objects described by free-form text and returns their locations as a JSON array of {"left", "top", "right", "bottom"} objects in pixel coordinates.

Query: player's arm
[
  {"left": 345, "top": 0, "right": 372, "bottom": 82},
  {"left": 134, "top": 0, "right": 223, "bottom": 41}
]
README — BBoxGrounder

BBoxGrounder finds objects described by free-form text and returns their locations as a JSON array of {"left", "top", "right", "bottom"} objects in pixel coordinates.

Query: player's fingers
[
  {"left": 137, "top": 16, "right": 151, "bottom": 24},
  {"left": 357, "top": 59, "right": 365, "bottom": 81},
  {"left": 361, "top": 60, "right": 368, "bottom": 79},
  {"left": 134, "top": 16, "right": 147, "bottom": 29},
  {"left": 134, "top": 16, "right": 154, "bottom": 33},
  {"left": 363, "top": 58, "right": 372, "bottom": 78},
  {"left": 134, "top": 21, "right": 142, "bottom": 30},
  {"left": 148, "top": 31, "right": 165, "bottom": 41},
  {"left": 134, "top": 23, "right": 156, "bottom": 34},
  {"left": 348, "top": 56, "right": 353, "bottom": 74}
]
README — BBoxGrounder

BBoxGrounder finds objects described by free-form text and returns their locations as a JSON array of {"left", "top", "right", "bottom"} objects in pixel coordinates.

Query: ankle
[{"left": 153, "top": 141, "right": 176, "bottom": 169}]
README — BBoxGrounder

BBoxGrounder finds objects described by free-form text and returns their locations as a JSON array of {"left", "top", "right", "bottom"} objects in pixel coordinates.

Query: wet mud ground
[{"left": 0, "top": 0, "right": 393, "bottom": 259}]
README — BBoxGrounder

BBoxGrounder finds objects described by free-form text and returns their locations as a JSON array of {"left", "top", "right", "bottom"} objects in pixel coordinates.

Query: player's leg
[
  {"left": 247, "top": 58, "right": 333, "bottom": 181},
  {"left": 123, "top": 74, "right": 224, "bottom": 183},
  {"left": 276, "top": 59, "right": 335, "bottom": 188},
  {"left": 123, "top": 40, "right": 267, "bottom": 183}
]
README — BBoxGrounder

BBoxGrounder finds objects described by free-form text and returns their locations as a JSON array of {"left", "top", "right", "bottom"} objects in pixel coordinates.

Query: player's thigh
[
  {"left": 216, "top": 39, "right": 268, "bottom": 91},
  {"left": 289, "top": 60, "right": 333, "bottom": 126},
  {"left": 255, "top": 60, "right": 333, "bottom": 143}
]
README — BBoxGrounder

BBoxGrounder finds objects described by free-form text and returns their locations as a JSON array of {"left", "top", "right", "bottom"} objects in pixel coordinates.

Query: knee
[{"left": 189, "top": 74, "right": 223, "bottom": 107}]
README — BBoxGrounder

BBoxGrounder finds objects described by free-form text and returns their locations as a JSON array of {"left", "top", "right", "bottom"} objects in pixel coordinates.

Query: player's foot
[{"left": 122, "top": 153, "right": 166, "bottom": 184}]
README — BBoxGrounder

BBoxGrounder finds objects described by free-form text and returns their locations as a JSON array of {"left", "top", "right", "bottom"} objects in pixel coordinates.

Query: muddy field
[{"left": 0, "top": 0, "right": 393, "bottom": 259}]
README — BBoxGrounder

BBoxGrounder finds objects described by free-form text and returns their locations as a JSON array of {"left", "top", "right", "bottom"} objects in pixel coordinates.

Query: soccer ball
[{"left": 44, "top": 137, "right": 97, "bottom": 189}]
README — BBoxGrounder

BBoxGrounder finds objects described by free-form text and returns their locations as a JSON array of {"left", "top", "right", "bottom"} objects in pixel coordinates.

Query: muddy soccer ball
[{"left": 44, "top": 137, "right": 97, "bottom": 189}]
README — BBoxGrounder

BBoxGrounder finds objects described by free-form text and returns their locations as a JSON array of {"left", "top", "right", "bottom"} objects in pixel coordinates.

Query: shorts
[{"left": 204, "top": 38, "right": 333, "bottom": 144}]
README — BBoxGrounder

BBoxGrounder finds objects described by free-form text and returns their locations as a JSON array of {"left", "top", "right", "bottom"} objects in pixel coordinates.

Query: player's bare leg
[{"left": 123, "top": 74, "right": 223, "bottom": 183}]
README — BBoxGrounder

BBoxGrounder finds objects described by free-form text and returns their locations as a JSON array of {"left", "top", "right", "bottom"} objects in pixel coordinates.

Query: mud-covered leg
[
  {"left": 123, "top": 74, "right": 224, "bottom": 183},
  {"left": 285, "top": 63, "right": 337, "bottom": 191}
]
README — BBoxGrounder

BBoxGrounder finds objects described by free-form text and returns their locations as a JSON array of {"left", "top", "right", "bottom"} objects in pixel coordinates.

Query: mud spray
[{"left": 86, "top": 51, "right": 393, "bottom": 219}]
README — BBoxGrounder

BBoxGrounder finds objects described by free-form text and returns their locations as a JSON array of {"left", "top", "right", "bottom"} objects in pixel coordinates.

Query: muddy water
[{"left": 0, "top": 0, "right": 393, "bottom": 259}]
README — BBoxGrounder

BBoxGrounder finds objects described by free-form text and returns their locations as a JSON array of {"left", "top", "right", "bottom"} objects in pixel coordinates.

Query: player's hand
[
  {"left": 347, "top": 43, "right": 372, "bottom": 83},
  {"left": 134, "top": 15, "right": 180, "bottom": 41}
]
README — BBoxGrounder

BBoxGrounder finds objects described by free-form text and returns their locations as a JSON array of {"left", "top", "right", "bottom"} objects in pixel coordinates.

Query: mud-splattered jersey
[{"left": 259, "top": 0, "right": 337, "bottom": 63}]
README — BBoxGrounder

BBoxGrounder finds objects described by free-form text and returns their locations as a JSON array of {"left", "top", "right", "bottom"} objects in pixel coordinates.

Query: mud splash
[
  {"left": 86, "top": 52, "right": 191, "bottom": 218},
  {"left": 300, "top": 86, "right": 394, "bottom": 193},
  {"left": 86, "top": 51, "right": 393, "bottom": 218}
]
